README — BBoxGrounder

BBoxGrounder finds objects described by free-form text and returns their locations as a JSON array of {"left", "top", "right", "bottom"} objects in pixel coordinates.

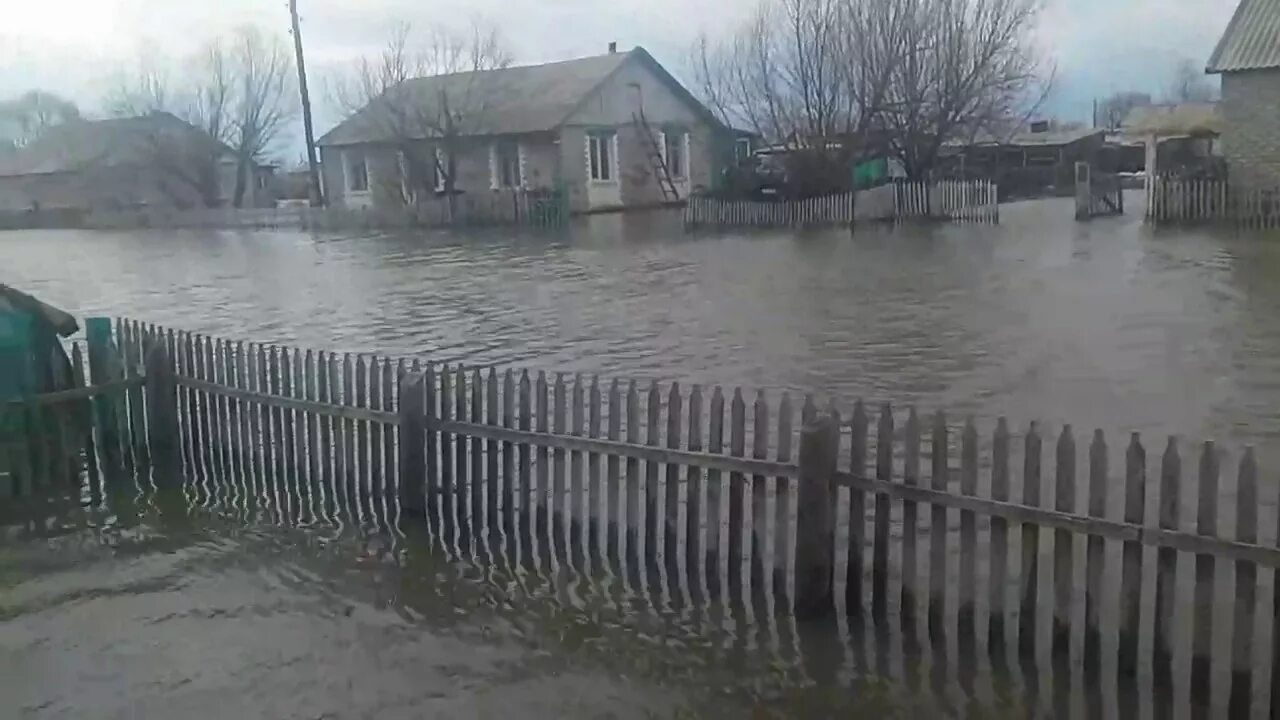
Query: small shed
[{"left": 0, "top": 284, "right": 78, "bottom": 403}]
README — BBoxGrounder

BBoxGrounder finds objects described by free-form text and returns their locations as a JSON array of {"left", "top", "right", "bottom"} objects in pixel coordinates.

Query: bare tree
[
  {"left": 1166, "top": 57, "right": 1218, "bottom": 103},
  {"left": 103, "top": 27, "right": 297, "bottom": 207},
  {"left": 329, "top": 19, "right": 512, "bottom": 211},
  {"left": 0, "top": 90, "right": 81, "bottom": 148},
  {"left": 227, "top": 27, "right": 296, "bottom": 206},
  {"left": 1097, "top": 91, "right": 1152, "bottom": 130},
  {"left": 692, "top": 0, "right": 1050, "bottom": 182}
]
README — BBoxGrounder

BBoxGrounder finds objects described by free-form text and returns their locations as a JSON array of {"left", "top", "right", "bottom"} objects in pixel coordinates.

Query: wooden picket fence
[
  {"left": 83, "top": 189, "right": 569, "bottom": 232},
  {"left": 684, "top": 180, "right": 998, "bottom": 229},
  {"left": 9, "top": 317, "right": 1280, "bottom": 716},
  {"left": 895, "top": 179, "right": 999, "bottom": 224},
  {"left": 1147, "top": 177, "right": 1280, "bottom": 230},
  {"left": 684, "top": 192, "right": 856, "bottom": 228}
]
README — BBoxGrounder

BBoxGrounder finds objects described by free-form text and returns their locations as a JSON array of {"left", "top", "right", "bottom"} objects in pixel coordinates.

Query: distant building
[
  {"left": 317, "top": 46, "right": 734, "bottom": 214},
  {"left": 0, "top": 112, "right": 274, "bottom": 214},
  {"left": 942, "top": 123, "right": 1107, "bottom": 199},
  {"left": 1207, "top": 0, "right": 1280, "bottom": 188}
]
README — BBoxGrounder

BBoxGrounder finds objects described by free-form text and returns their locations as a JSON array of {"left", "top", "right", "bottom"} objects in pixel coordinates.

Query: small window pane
[{"left": 347, "top": 153, "right": 368, "bottom": 192}]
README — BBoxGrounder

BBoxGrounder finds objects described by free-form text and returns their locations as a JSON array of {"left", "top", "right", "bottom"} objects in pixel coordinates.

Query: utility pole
[{"left": 289, "top": 0, "right": 323, "bottom": 206}]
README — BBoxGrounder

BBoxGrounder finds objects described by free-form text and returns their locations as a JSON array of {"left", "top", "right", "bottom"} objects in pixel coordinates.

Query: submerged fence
[
  {"left": 685, "top": 179, "right": 997, "bottom": 229},
  {"left": 7, "top": 318, "right": 1280, "bottom": 716},
  {"left": 83, "top": 189, "right": 569, "bottom": 232},
  {"left": 1147, "top": 177, "right": 1280, "bottom": 230}
]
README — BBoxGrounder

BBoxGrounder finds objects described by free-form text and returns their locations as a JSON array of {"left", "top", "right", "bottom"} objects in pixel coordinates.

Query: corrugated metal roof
[
  {"left": 318, "top": 51, "right": 631, "bottom": 146},
  {"left": 1207, "top": 0, "right": 1280, "bottom": 73}
]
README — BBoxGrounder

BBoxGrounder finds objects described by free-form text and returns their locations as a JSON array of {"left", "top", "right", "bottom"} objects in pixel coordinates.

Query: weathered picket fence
[
  {"left": 83, "top": 189, "right": 569, "bottom": 232},
  {"left": 685, "top": 180, "right": 998, "bottom": 229},
  {"left": 8, "top": 318, "right": 1280, "bottom": 717},
  {"left": 684, "top": 192, "right": 856, "bottom": 228},
  {"left": 895, "top": 179, "right": 999, "bottom": 223},
  {"left": 1147, "top": 177, "right": 1280, "bottom": 230}
]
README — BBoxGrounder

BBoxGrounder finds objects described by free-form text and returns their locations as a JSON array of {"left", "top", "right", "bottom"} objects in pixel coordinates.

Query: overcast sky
[{"left": 1, "top": 0, "right": 1242, "bottom": 160}]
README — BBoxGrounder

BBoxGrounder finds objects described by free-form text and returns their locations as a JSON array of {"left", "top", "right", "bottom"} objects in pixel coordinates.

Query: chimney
[{"left": 608, "top": 42, "right": 617, "bottom": 54}]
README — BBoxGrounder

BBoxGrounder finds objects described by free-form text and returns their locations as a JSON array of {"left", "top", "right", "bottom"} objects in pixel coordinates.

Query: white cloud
[{"left": 0, "top": 0, "right": 1247, "bottom": 145}]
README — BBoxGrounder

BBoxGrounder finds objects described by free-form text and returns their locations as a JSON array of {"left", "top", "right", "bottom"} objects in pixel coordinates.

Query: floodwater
[
  {"left": 6, "top": 193, "right": 1280, "bottom": 455},
  {"left": 4, "top": 192, "right": 1280, "bottom": 717}
]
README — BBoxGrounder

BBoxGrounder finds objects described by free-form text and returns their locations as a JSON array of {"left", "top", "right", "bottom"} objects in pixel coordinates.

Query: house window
[
  {"left": 588, "top": 132, "right": 614, "bottom": 182},
  {"left": 345, "top": 151, "right": 369, "bottom": 193},
  {"left": 663, "top": 130, "right": 687, "bottom": 179},
  {"left": 492, "top": 140, "right": 521, "bottom": 188},
  {"left": 734, "top": 137, "right": 752, "bottom": 163}
]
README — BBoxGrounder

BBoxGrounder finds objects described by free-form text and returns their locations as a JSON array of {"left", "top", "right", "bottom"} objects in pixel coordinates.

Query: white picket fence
[
  {"left": 894, "top": 180, "right": 999, "bottom": 223},
  {"left": 1147, "top": 177, "right": 1280, "bottom": 230},
  {"left": 685, "top": 179, "right": 998, "bottom": 229}
]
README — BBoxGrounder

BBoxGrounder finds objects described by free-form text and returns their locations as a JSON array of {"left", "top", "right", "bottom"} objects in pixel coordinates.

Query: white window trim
[
  {"left": 397, "top": 150, "right": 413, "bottom": 204},
  {"left": 434, "top": 147, "right": 447, "bottom": 192},
  {"left": 518, "top": 143, "right": 529, "bottom": 189},
  {"left": 659, "top": 130, "right": 689, "bottom": 180},
  {"left": 490, "top": 140, "right": 523, "bottom": 190},
  {"left": 586, "top": 131, "right": 618, "bottom": 185},
  {"left": 682, "top": 131, "right": 691, "bottom": 181}
]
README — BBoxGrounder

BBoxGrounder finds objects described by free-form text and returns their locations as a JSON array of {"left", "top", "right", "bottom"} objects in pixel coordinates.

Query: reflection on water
[{"left": 1, "top": 456, "right": 1034, "bottom": 718}]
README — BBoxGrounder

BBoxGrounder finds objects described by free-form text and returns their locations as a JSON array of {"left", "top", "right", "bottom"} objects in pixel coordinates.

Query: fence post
[
  {"left": 85, "top": 317, "right": 124, "bottom": 472},
  {"left": 398, "top": 371, "right": 427, "bottom": 516},
  {"left": 795, "top": 412, "right": 838, "bottom": 620},
  {"left": 143, "top": 340, "right": 179, "bottom": 478}
]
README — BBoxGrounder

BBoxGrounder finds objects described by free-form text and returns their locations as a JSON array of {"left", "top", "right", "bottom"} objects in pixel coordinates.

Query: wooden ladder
[{"left": 633, "top": 110, "right": 680, "bottom": 202}]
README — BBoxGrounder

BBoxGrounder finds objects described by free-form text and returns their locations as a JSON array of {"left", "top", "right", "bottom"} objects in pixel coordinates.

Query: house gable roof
[
  {"left": 1207, "top": 0, "right": 1280, "bottom": 73},
  {"left": 0, "top": 112, "right": 232, "bottom": 178},
  {"left": 317, "top": 47, "right": 723, "bottom": 147}
]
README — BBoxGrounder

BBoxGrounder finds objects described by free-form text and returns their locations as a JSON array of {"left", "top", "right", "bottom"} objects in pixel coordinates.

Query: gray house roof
[
  {"left": 318, "top": 47, "right": 722, "bottom": 147},
  {"left": 0, "top": 112, "right": 231, "bottom": 177},
  {"left": 1207, "top": 0, "right": 1280, "bottom": 73}
]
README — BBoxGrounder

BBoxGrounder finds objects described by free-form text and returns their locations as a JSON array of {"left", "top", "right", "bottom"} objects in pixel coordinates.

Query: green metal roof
[{"left": 1207, "top": 0, "right": 1280, "bottom": 73}]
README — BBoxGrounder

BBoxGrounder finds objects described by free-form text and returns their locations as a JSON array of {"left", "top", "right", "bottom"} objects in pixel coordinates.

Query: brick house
[
  {"left": 1207, "top": 0, "right": 1280, "bottom": 189},
  {"left": 317, "top": 46, "right": 734, "bottom": 214}
]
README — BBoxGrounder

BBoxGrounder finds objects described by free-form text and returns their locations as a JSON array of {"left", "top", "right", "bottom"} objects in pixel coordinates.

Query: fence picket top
[
  {"left": 1125, "top": 433, "right": 1146, "bottom": 524},
  {"left": 1237, "top": 448, "right": 1257, "bottom": 544},
  {"left": 904, "top": 407, "right": 920, "bottom": 485},
  {"left": 931, "top": 410, "right": 947, "bottom": 490},
  {"left": 992, "top": 418, "right": 1010, "bottom": 501},
  {"left": 961, "top": 417, "right": 977, "bottom": 495},
  {"left": 850, "top": 400, "right": 867, "bottom": 472},
  {"left": 1088, "top": 430, "right": 1107, "bottom": 517},
  {"left": 1024, "top": 422, "right": 1042, "bottom": 506},
  {"left": 1055, "top": 425, "right": 1075, "bottom": 511},
  {"left": 1159, "top": 438, "right": 1181, "bottom": 530},
  {"left": 1196, "top": 441, "right": 1219, "bottom": 536},
  {"left": 801, "top": 394, "right": 817, "bottom": 425}
]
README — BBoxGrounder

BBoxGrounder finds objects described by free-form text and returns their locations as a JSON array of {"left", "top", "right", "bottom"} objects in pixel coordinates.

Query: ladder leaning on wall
[{"left": 632, "top": 109, "right": 680, "bottom": 202}]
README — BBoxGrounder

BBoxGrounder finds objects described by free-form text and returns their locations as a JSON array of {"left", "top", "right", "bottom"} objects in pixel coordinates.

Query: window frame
[
  {"left": 492, "top": 140, "right": 522, "bottom": 189},
  {"left": 345, "top": 150, "right": 370, "bottom": 194},
  {"left": 587, "top": 131, "right": 616, "bottom": 183},
  {"left": 662, "top": 130, "right": 688, "bottom": 180}
]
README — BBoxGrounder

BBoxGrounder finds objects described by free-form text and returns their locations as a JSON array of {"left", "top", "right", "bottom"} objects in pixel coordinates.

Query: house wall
[
  {"left": 321, "top": 134, "right": 562, "bottom": 210},
  {"left": 0, "top": 163, "right": 220, "bottom": 212},
  {"left": 563, "top": 56, "right": 716, "bottom": 210},
  {"left": 1221, "top": 69, "right": 1280, "bottom": 189}
]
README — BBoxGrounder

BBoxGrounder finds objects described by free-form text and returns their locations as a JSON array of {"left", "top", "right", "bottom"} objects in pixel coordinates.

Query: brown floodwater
[{"left": 2, "top": 194, "right": 1279, "bottom": 717}]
